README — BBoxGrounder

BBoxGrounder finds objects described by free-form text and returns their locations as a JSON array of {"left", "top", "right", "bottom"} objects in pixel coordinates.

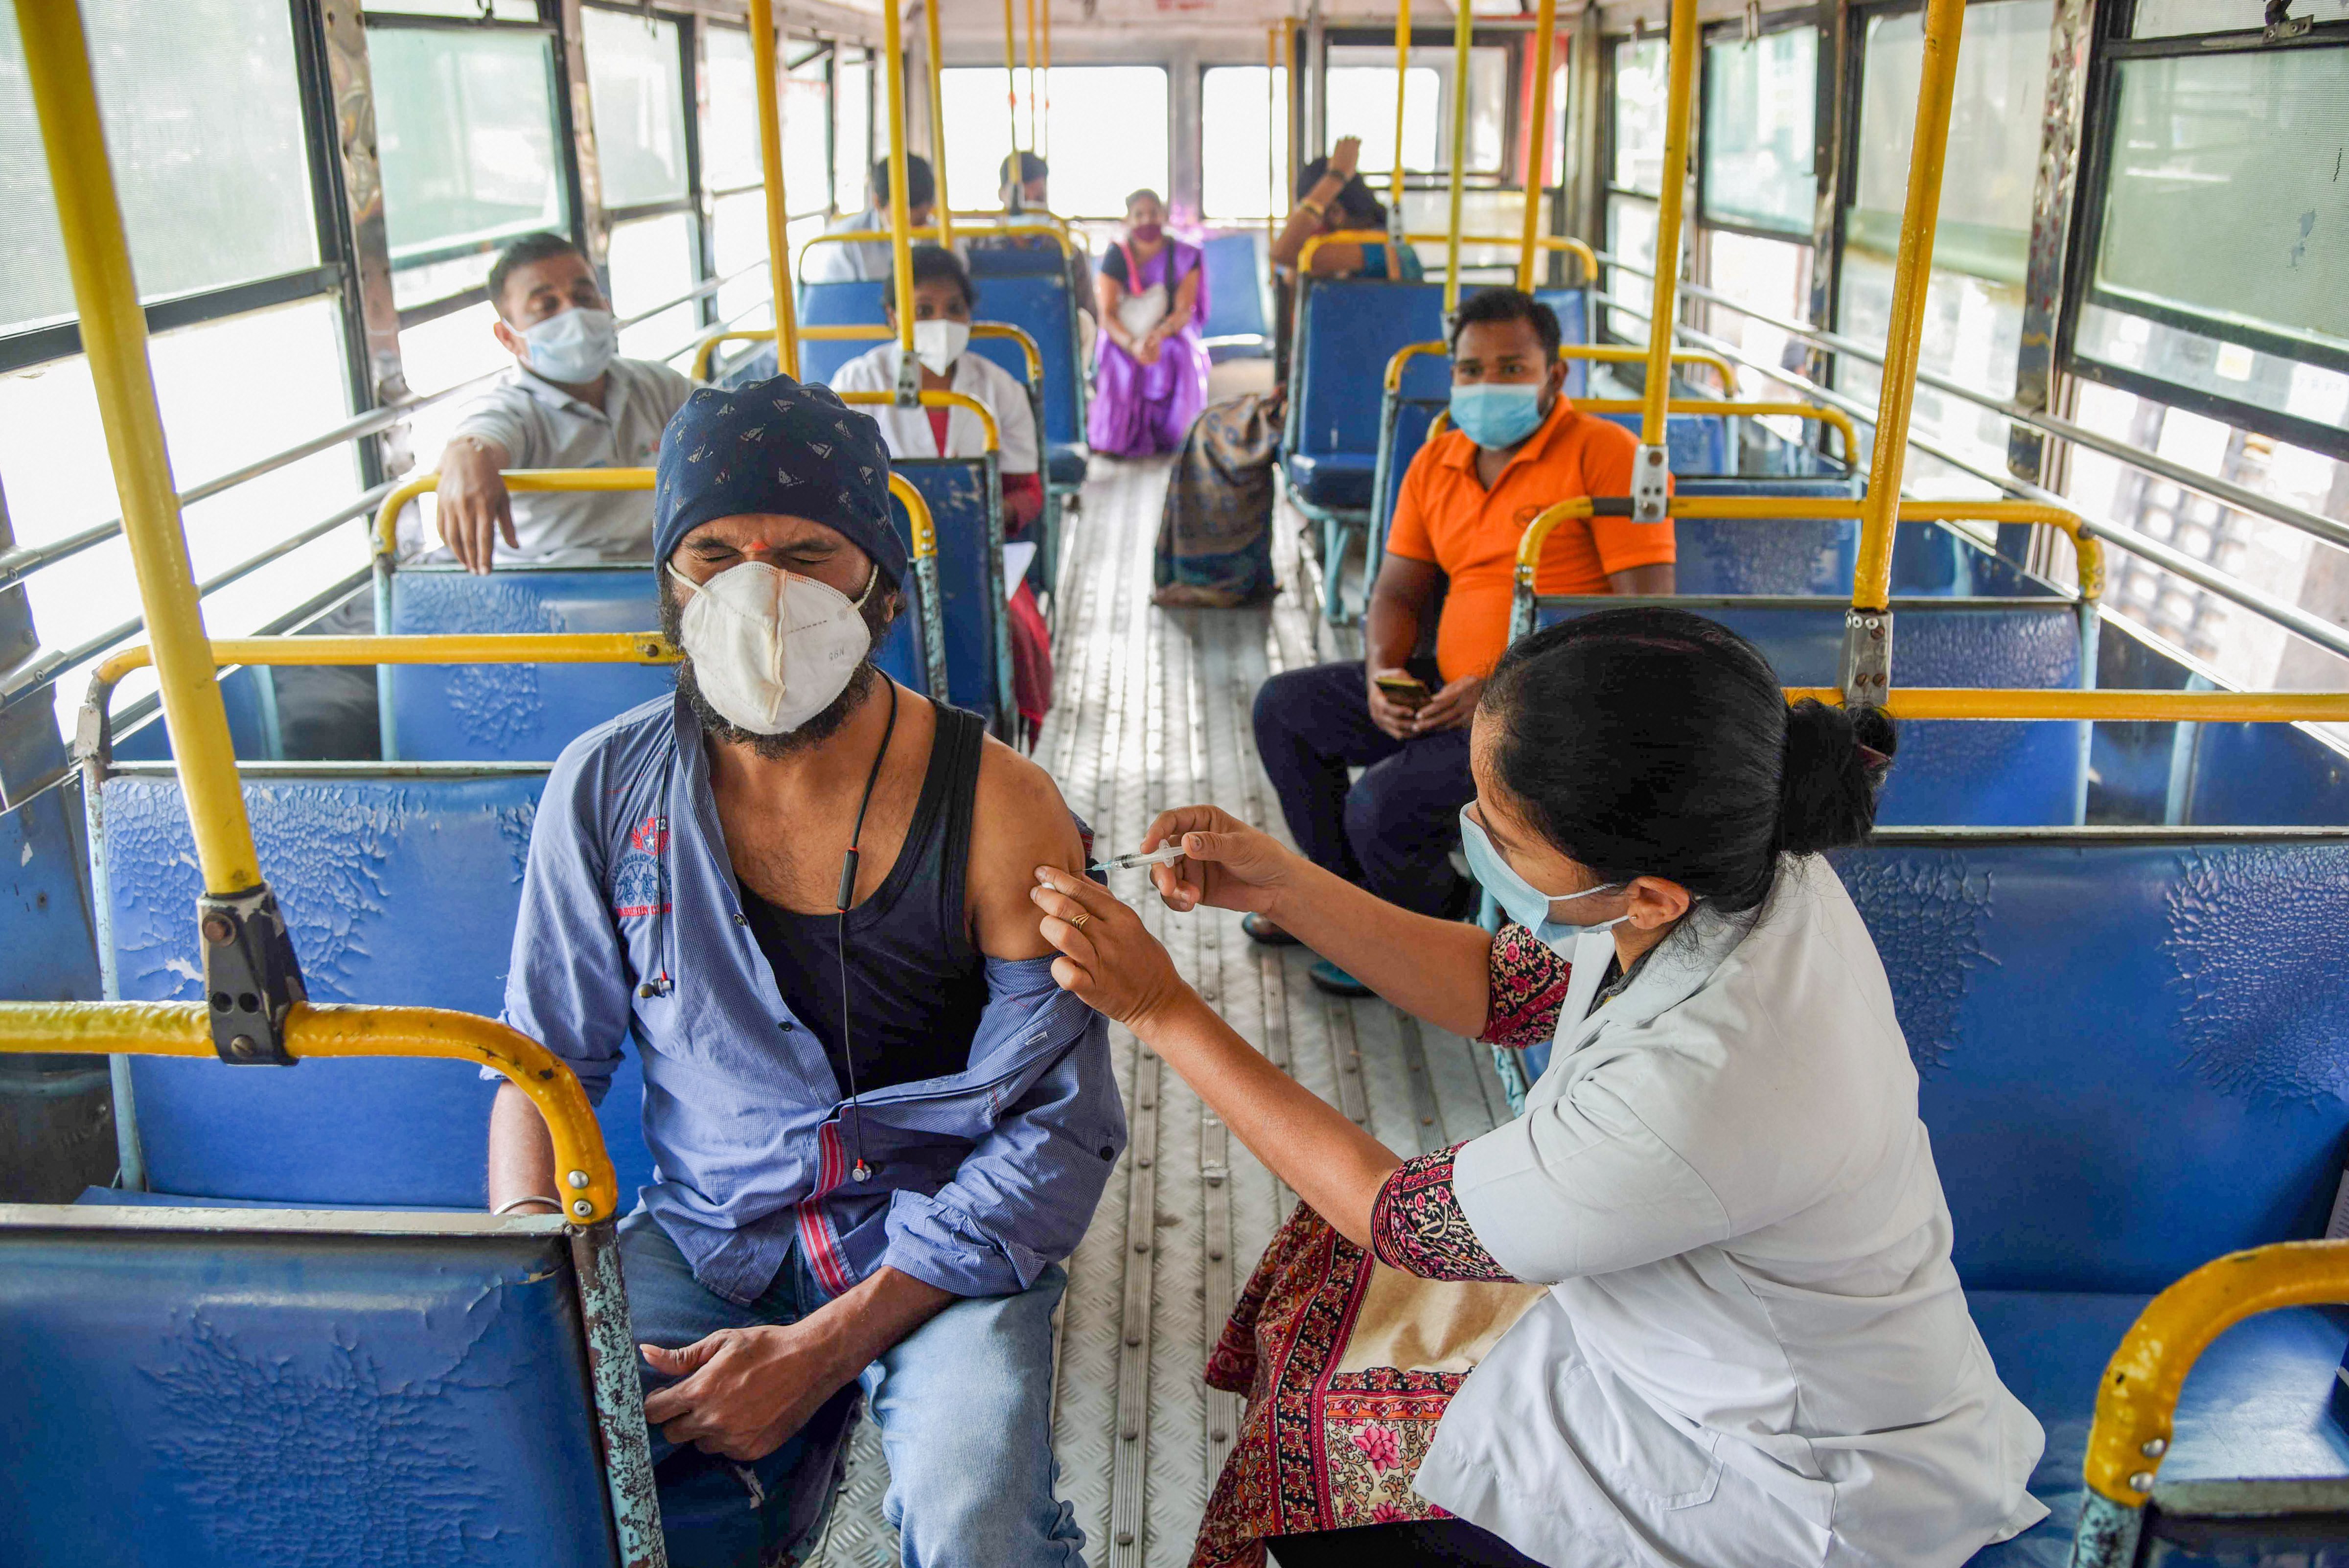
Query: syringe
[{"left": 1087, "top": 843, "right": 1187, "bottom": 875}]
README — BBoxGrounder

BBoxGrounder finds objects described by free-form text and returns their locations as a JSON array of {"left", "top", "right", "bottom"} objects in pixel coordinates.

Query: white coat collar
[{"left": 1549, "top": 864, "right": 1789, "bottom": 1059}]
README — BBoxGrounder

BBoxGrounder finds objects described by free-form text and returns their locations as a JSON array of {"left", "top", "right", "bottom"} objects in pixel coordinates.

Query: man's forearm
[
  {"left": 801, "top": 1267, "right": 954, "bottom": 1379},
  {"left": 1364, "top": 590, "right": 1420, "bottom": 672}
]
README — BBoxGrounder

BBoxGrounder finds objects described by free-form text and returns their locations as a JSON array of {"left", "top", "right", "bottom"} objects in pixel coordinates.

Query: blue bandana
[{"left": 653, "top": 375, "right": 904, "bottom": 587}]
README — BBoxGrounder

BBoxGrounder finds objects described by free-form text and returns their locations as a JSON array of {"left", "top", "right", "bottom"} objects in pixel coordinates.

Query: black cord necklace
[{"left": 833, "top": 677, "right": 899, "bottom": 1184}]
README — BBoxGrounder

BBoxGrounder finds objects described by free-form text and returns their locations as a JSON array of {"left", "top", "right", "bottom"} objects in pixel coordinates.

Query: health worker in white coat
[{"left": 1029, "top": 607, "right": 2048, "bottom": 1568}]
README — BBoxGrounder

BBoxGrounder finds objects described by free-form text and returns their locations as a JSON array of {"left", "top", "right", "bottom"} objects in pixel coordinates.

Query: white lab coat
[
  {"left": 827, "top": 342, "right": 1040, "bottom": 477},
  {"left": 1417, "top": 854, "right": 2048, "bottom": 1567}
]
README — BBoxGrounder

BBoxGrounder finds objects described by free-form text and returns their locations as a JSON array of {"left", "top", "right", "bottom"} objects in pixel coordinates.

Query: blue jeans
[
  {"left": 1251, "top": 658, "right": 1476, "bottom": 917},
  {"left": 620, "top": 1211, "right": 1085, "bottom": 1568}
]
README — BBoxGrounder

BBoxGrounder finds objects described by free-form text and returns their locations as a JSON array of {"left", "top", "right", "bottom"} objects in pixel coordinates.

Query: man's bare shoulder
[{"left": 967, "top": 732, "right": 1083, "bottom": 959}]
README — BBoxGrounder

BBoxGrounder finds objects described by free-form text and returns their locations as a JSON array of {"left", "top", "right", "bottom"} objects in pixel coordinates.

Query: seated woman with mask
[
  {"left": 830, "top": 246, "right": 1053, "bottom": 739},
  {"left": 1028, "top": 607, "right": 2047, "bottom": 1568}
]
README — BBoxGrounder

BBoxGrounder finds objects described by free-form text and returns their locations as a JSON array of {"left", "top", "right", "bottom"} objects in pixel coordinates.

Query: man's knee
[{"left": 1252, "top": 665, "right": 1317, "bottom": 746}]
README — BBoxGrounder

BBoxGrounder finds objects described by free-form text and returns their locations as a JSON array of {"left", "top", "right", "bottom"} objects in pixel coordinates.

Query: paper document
[{"left": 1003, "top": 542, "right": 1037, "bottom": 600}]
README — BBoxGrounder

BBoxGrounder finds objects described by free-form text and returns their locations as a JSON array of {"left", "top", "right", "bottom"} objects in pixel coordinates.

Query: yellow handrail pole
[
  {"left": 15, "top": 0, "right": 259, "bottom": 894},
  {"left": 1443, "top": 0, "right": 1474, "bottom": 314},
  {"left": 1640, "top": 0, "right": 1698, "bottom": 461},
  {"left": 1382, "top": 338, "right": 1740, "bottom": 395},
  {"left": 1517, "top": 0, "right": 1559, "bottom": 292},
  {"left": 92, "top": 636, "right": 678, "bottom": 700},
  {"left": 1773, "top": 689, "right": 2349, "bottom": 723},
  {"left": 1854, "top": 0, "right": 1963, "bottom": 615},
  {"left": 1390, "top": 0, "right": 1411, "bottom": 230},
  {"left": 1002, "top": 0, "right": 1021, "bottom": 155},
  {"left": 924, "top": 0, "right": 954, "bottom": 251},
  {"left": 0, "top": 1004, "right": 622, "bottom": 1223},
  {"left": 837, "top": 388, "right": 1002, "bottom": 453},
  {"left": 882, "top": 0, "right": 919, "bottom": 368},
  {"left": 1300, "top": 229, "right": 1594, "bottom": 282},
  {"left": 749, "top": 0, "right": 801, "bottom": 378},
  {"left": 1024, "top": 0, "right": 1039, "bottom": 152},
  {"left": 376, "top": 467, "right": 655, "bottom": 558}
]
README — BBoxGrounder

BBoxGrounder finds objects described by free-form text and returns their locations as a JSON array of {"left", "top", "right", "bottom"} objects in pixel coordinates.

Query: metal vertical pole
[
  {"left": 12, "top": 0, "right": 258, "bottom": 898},
  {"left": 1632, "top": 0, "right": 1698, "bottom": 522},
  {"left": 1002, "top": 0, "right": 1021, "bottom": 156},
  {"left": 924, "top": 0, "right": 955, "bottom": 248},
  {"left": 749, "top": 0, "right": 801, "bottom": 378},
  {"left": 1852, "top": 0, "right": 1963, "bottom": 616},
  {"left": 1442, "top": 0, "right": 1473, "bottom": 314},
  {"left": 1023, "top": 0, "right": 1039, "bottom": 154},
  {"left": 1039, "top": 0, "right": 1052, "bottom": 161},
  {"left": 1517, "top": 0, "right": 1559, "bottom": 292},
  {"left": 1390, "top": 0, "right": 1412, "bottom": 252},
  {"left": 884, "top": 0, "right": 921, "bottom": 402}
]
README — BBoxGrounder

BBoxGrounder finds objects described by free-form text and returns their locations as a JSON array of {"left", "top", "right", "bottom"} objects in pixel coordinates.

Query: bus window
[
  {"left": 941, "top": 66, "right": 1170, "bottom": 218},
  {"left": 1199, "top": 66, "right": 1291, "bottom": 225}
]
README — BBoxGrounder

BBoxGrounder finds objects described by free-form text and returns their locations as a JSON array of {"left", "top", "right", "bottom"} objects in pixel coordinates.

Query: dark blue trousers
[{"left": 1251, "top": 658, "right": 1474, "bottom": 918}]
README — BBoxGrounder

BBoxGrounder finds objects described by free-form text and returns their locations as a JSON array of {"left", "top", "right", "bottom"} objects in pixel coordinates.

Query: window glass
[
  {"left": 1201, "top": 66, "right": 1291, "bottom": 220},
  {"left": 1700, "top": 230, "right": 1813, "bottom": 420},
  {"left": 784, "top": 50, "right": 831, "bottom": 215},
  {"left": 397, "top": 299, "right": 511, "bottom": 468},
  {"left": 1605, "top": 191, "right": 1657, "bottom": 342},
  {"left": 2131, "top": 0, "right": 2349, "bottom": 33},
  {"left": 583, "top": 6, "right": 689, "bottom": 210},
  {"left": 371, "top": 26, "right": 567, "bottom": 282},
  {"left": 2090, "top": 49, "right": 2347, "bottom": 362},
  {"left": 940, "top": 67, "right": 1168, "bottom": 216},
  {"left": 1846, "top": 0, "right": 2049, "bottom": 284},
  {"left": 833, "top": 53, "right": 871, "bottom": 213},
  {"left": 712, "top": 187, "right": 774, "bottom": 322},
  {"left": 2077, "top": 302, "right": 2349, "bottom": 439},
  {"left": 700, "top": 26, "right": 762, "bottom": 193},
  {"left": 608, "top": 212, "right": 697, "bottom": 361},
  {"left": 1325, "top": 46, "right": 1509, "bottom": 176},
  {"left": 364, "top": 0, "right": 539, "bottom": 17},
  {"left": 0, "top": 0, "right": 320, "bottom": 337},
  {"left": 1702, "top": 28, "right": 1816, "bottom": 236},
  {"left": 0, "top": 299, "right": 360, "bottom": 725},
  {"left": 1611, "top": 37, "right": 1667, "bottom": 194}
]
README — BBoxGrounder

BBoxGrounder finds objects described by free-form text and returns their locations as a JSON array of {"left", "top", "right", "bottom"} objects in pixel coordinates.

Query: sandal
[{"left": 1241, "top": 912, "right": 1300, "bottom": 947}]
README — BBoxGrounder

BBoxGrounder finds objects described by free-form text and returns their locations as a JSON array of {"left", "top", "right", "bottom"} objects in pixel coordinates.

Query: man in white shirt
[
  {"left": 801, "top": 157, "right": 939, "bottom": 285},
  {"left": 427, "top": 231, "right": 695, "bottom": 572}
]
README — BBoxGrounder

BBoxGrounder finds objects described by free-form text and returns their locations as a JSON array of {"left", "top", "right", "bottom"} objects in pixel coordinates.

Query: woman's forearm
[
  {"left": 1138, "top": 991, "right": 1397, "bottom": 1244},
  {"left": 1266, "top": 856, "right": 1496, "bottom": 1037}
]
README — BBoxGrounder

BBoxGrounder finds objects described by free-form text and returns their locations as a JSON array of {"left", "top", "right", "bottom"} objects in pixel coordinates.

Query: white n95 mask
[
  {"left": 912, "top": 319, "right": 971, "bottom": 378},
  {"left": 669, "top": 561, "right": 876, "bottom": 735},
  {"left": 522, "top": 306, "right": 619, "bottom": 384}
]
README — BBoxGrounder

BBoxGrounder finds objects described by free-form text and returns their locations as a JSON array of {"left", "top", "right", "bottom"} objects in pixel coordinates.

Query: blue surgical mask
[
  {"left": 1448, "top": 383, "right": 1547, "bottom": 450},
  {"left": 1460, "top": 807, "right": 1628, "bottom": 951},
  {"left": 521, "top": 306, "right": 618, "bottom": 385}
]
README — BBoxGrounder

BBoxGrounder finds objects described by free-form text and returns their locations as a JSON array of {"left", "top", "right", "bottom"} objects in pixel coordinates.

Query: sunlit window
[
  {"left": 1200, "top": 67, "right": 1291, "bottom": 223},
  {"left": 582, "top": 7, "right": 689, "bottom": 212},
  {"left": 940, "top": 67, "right": 1169, "bottom": 218},
  {"left": 833, "top": 53, "right": 872, "bottom": 215},
  {"left": 1701, "top": 27, "right": 1815, "bottom": 238}
]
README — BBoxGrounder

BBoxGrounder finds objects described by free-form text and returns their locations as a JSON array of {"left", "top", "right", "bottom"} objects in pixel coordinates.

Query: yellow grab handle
[
  {"left": 0, "top": 1000, "right": 620, "bottom": 1223},
  {"left": 837, "top": 389, "right": 1001, "bottom": 454}
]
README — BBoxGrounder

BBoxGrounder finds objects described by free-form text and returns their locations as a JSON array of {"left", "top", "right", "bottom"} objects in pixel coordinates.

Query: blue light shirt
[{"left": 500, "top": 692, "right": 1125, "bottom": 1305}]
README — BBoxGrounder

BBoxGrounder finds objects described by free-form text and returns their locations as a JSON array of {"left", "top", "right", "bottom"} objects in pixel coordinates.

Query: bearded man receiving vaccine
[
  {"left": 422, "top": 231, "right": 695, "bottom": 574},
  {"left": 1248, "top": 287, "right": 1677, "bottom": 998},
  {"left": 486, "top": 380, "right": 1118, "bottom": 1567}
]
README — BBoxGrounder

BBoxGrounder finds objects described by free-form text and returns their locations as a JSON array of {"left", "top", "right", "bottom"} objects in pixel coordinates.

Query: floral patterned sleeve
[
  {"left": 1370, "top": 1145, "right": 1519, "bottom": 1282},
  {"left": 1480, "top": 921, "right": 1572, "bottom": 1047}
]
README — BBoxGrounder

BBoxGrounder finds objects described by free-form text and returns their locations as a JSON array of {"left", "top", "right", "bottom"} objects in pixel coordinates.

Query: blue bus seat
[
  {"left": 889, "top": 459, "right": 1011, "bottom": 730},
  {"left": 1283, "top": 281, "right": 1450, "bottom": 513},
  {"left": 96, "top": 768, "right": 657, "bottom": 1211},
  {"left": 0, "top": 1207, "right": 623, "bottom": 1567},
  {"left": 382, "top": 567, "right": 673, "bottom": 764},
  {"left": 111, "top": 664, "right": 279, "bottom": 763},
  {"left": 1199, "top": 231, "right": 1268, "bottom": 359},
  {"left": 1532, "top": 596, "right": 2088, "bottom": 825},
  {"left": 1593, "top": 410, "right": 1732, "bottom": 474},
  {"left": 966, "top": 242, "right": 1066, "bottom": 277}
]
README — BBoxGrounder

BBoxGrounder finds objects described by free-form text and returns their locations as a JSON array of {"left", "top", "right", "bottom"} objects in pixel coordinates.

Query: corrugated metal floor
[{"left": 806, "top": 455, "right": 1513, "bottom": 1566}]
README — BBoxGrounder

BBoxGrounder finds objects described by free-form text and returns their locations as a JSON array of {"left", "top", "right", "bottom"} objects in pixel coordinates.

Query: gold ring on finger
[{"left": 1068, "top": 911, "right": 1091, "bottom": 930}]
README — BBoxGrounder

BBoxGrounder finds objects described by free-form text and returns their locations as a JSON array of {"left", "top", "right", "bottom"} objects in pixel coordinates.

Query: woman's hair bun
[{"left": 1777, "top": 701, "right": 1897, "bottom": 856}]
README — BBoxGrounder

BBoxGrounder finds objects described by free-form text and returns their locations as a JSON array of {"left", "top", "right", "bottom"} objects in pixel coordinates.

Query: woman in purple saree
[{"left": 1090, "top": 188, "right": 1210, "bottom": 457}]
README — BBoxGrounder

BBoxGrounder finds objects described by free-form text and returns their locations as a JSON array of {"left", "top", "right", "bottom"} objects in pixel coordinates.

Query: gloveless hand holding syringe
[{"left": 1087, "top": 843, "right": 1188, "bottom": 875}]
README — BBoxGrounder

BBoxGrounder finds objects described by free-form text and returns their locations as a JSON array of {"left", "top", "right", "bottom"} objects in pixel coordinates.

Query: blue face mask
[
  {"left": 1448, "top": 382, "right": 1547, "bottom": 450},
  {"left": 1460, "top": 807, "right": 1628, "bottom": 951}
]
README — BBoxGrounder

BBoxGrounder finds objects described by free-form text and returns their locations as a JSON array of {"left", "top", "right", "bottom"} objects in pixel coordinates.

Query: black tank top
[{"left": 742, "top": 705, "right": 990, "bottom": 1096}]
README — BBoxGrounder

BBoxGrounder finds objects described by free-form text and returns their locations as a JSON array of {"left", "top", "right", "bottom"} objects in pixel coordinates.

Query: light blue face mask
[
  {"left": 1460, "top": 807, "right": 1628, "bottom": 951},
  {"left": 1447, "top": 382, "right": 1547, "bottom": 450}
]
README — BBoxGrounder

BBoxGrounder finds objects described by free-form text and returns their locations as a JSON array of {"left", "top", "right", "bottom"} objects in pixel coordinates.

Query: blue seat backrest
[
  {"left": 1594, "top": 410, "right": 1731, "bottom": 474},
  {"left": 0, "top": 1215, "right": 614, "bottom": 1567},
  {"left": 891, "top": 460, "right": 1003, "bottom": 723},
  {"left": 112, "top": 665, "right": 278, "bottom": 762},
  {"left": 1291, "top": 280, "right": 1450, "bottom": 464},
  {"left": 0, "top": 784, "right": 100, "bottom": 1003},
  {"left": 1531, "top": 286, "right": 1592, "bottom": 351},
  {"left": 966, "top": 242, "right": 1066, "bottom": 277},
  {"left": 1520, "top": 835, "right": 2349, "bottom": 1292},
  {"left": 384, "top": 568, "right": 673, "bottom": 764},
  {"left": 2181, "top": 720, "right": 2349, "bottom": 828},
  {"left": 1200, "top": 231, "right": 1266, "bottom": 343},
  {"left": 1532, "top": 598, "right": 2087, "bottom": 825},
  {"left": 1669, "top": 476, "right": 1861, "bottom": 596},
  {"left": 99, "top": 770, "right": 657, "bottom": 1211},
  {"left": 806, "top": 275, "right": 1084, "bottom": 451}
]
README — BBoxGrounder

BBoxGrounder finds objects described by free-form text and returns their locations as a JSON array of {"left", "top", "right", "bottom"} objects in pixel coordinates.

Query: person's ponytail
[{"left": 1777, "top": 700, "right": 1897, "bottom": 856}]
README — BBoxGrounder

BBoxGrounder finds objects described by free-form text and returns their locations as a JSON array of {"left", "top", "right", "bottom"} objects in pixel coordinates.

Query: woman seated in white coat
[
  {"left": 829, "top": 245, "right": 1053, "bottom": 738},
  {"left": 1028, "top": 606, "right": 2047, "bottom": 1568}
]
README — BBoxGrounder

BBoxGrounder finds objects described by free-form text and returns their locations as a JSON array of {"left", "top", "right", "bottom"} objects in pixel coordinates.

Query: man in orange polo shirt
[{"left": 1249, "top": 288, "right": 1676, "bottom": 994}]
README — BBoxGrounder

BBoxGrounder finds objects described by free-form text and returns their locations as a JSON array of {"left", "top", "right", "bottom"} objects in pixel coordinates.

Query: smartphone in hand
[{"left": 1374, "top": 672, "right": 1431, "bottom": 711}]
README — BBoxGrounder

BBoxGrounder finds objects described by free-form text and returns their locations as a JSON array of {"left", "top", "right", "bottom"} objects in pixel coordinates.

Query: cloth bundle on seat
[{"left": 1154, "top": 391, "right": 1283, "bottom": 608}]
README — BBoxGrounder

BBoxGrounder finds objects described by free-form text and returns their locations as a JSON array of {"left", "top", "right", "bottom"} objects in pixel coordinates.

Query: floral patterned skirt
[{"left": 1192, "top": 1203, "right": 1544, "bottom": 1568}]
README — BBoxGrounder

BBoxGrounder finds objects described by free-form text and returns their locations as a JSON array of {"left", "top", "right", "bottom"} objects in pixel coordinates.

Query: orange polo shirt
[{"left": 1385, "top": 398, "right": 1676, "bottom": 683}]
